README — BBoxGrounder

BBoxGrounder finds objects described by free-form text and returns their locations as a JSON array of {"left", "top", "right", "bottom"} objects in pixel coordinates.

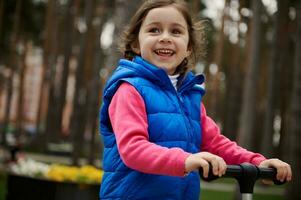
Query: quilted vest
[{"left": 99, "top": 56, "right": 205, "bottom": 200}]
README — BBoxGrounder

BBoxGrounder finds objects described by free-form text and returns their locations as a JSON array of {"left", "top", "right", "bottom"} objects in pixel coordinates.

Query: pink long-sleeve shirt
[{"left": 109, "top": 82, "right": 266, "bottom": 177}]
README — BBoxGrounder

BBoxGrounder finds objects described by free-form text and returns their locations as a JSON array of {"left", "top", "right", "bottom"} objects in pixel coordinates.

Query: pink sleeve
[
  {"left": 109, "top": 82, "right": 191, "bottom": 176},
  {"left": 200, "top": 103, "right": 266, "bottom": 166}
]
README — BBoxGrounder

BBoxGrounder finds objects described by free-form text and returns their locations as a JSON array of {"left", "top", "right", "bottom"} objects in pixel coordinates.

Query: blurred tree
[
  {"left": 44, "top": 0, "right": 80, "bottom": 144},
  {"left": 0, "top": 0, "right": 45, "bottom": 63},
  {"left": 1, "top": 0, "right": 22, "bottom": 146},
  {"left": 287, "top": 0, "right": 301, "bottom": 199},
  {"left": 206, "top": 0, "right": 228, "bottom": 121},
  {"left": 104, "top": 0, "right": 141, "bottom": 74},
  {"left": 36, "top": 0, "right": 57, "bottom": 138},
  {"left": 86, "top": 0, "right": 113, "bottom": 165},
  {"left": 15, "top": 41, "right": 28, "bottom": 139},
  {"left": 223, "top": 0, "right": 247, "bottom": 141},
  {"left": 0, "top": 0, "right": 3, "bottom": 97},
  {"left": 278, "top": 2, "right": 295, "bottom": 161},
  {"left": 261, "top": 0, "right": 290, "bottom": 158},
  {"left": 1, "top": 0, "right": 45, "bottom": 147},
  {"left": 0, "top": 0, "right": 4, "bottom": 49},
  {"left": 237, "top": 0, "right": 263, "bottom": 150},
  {"left": 71, "top": 0, "right": 96, "bottom": 165},
  {"left": 42, "top": 0, "right": 61, "bottom": 147}
]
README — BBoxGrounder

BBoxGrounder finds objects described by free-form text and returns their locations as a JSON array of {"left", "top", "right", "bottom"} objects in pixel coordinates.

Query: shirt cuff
[{"left": 175, "top": 151, "right": 191, "bottom": 176}]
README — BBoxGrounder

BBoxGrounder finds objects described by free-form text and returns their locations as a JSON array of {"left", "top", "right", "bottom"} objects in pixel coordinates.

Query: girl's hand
[
  {"left": 185, "top": 152, "right": 226, "bottom": 178},
  {"left": 259, "top": 159, "right": 292, "bottom": 184}
]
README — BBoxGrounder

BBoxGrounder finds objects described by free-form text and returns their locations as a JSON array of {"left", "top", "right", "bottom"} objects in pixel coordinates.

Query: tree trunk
[
  {"left": 206, "top": 0, "right": 227, "bottom": 120},
  {"left": 104, "top": 0, "right": 141, "bottom": 73},
  {"left": 86, "top": 1, "right": 111, "bottom": 165},
  {"left": 278, "top": 47, "right": 294, "bottom": 161},
  {"left": 48, "top": 0, "right": 80, "bottom": 141},
  {"left": 36, "top": 0, "right": 55, "bottom": 137},
  {"left": 0, "top": 0, "right": 4, "bottom": 42},
  {"left": 261, "top": 0, "right": 290, "bottom": 158},
  {"left": 44, "top": 1, "right": 60, "bottom": 147},
  {"left": 224, "top": 41, "right": 243, "bottom": 141},
  {"left": 71, "top": 0, "right": 95, "bottom": 166},
  {"left": 277, "top": 4, "right": 295, "bottom": 161},
  {"left": 15, "top": 42, "right": 28, "bottom": 139},
  {"left": 1, "top": 0, "right": 22, "bottom": 146},
  {"left": 237, "top": 0, "right": 262, "bottom": 150},
  {"left": 60, "top": 0, "right": 81, "bottom": 137},
  {"left": 222, "top": 0, "right": 243, "bottom": 141},
  {"left": 36, "top": 0, "right": 59, "bottom": 149},
  {"left": 286, "top": 1, "right": 301, "bottom": 199}
]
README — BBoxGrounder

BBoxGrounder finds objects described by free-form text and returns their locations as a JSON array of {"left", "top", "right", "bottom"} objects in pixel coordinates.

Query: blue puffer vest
[{"left": 99, "top": 56, "right": 205, "bottom": 200}]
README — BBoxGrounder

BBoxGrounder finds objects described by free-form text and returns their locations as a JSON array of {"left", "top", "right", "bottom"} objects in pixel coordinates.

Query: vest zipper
[
  {"left": 169, "top": 74, "right": 203, "bottom": 152},
  {"left": 169, "top": 85, "right": 194, "bottom": 152}
]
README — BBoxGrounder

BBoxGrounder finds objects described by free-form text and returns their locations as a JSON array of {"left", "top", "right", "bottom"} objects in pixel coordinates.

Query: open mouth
[{"left": 154, "top": 49, "right": 175, "bottom": 57}]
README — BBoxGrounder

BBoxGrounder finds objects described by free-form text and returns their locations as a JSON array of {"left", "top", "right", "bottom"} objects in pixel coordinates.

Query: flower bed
[
  {"left": 9, "top": 158, "right": 103, "bottom": 184},
  {"left": 7, "top": 158, "right": 103, "bottom": 200}
]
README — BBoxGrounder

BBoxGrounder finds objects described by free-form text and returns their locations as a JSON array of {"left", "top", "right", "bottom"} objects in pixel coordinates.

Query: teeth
[{"left": 155, "top": 49, "right": 174, "bottom": 54}]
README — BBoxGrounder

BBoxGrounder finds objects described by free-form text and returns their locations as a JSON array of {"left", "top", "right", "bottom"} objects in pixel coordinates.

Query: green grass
[
  {"left": 201, "top": 190, "right": 233, "bottom": 200},
  {"left": 201, "top": 190, "right": 284, "bottom": 200},
  {"left": 253, "top": 193, "right": 284, "bottom": 200},
  {"left": 0, "top": 173, "right": 6, "bottom": 200},
  {"left": 200, "top": 178, "right": 285, "bottom": 200}
]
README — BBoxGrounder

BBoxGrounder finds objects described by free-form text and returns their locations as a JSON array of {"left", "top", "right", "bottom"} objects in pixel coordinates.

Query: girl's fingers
[
  {"left": 279, "top": 163, "right": 292, "bottom": 182},
  {"left": 259, "top": 159, "right": 292, "bottom": 183},
  {"left": 275, "top": 162, "right": 282, "bottom": 180},
  {"left": 199, "top": 160, "right": 210, "bottom": 178},
  {"left": 201, "top": 153, "right": 226, "bottom": 177},
  {"left": 277, "top": 165, "right": 285, "bottom": 181},
  {"left": 213, "top": 157, "right": 227, "bottom": 177},
  {"left": 270, "top": 160, "right": 292, "bottom": 182},
  {"left": 218, "top": 159, "right": 227, "bottom": 177},
  {"left": 210, "top": 157, "right": 219, "bottom": 176},
  {"left": 210, "top": 157, "right": 226, "bottom": 177}
]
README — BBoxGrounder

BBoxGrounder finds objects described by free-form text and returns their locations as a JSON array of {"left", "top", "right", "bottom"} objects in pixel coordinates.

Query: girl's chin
[{"left": 155, "top": 54, "right": 174, "bottom": 61}]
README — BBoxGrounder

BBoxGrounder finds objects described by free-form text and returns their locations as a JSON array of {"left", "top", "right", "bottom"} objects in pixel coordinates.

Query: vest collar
[{"left": 119, "top": 56, "right": 205, "bottom": 92}]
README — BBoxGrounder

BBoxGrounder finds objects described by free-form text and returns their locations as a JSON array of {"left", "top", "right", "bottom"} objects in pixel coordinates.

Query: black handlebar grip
[
  {"left": 259, "top": 167, "right": 286, "bottom": 185},
  {"left": 223, "top": 165, "right": 242, "bottom": 178},
  {"left": 199, "top": 164, "right": 286, "bottom": 185},
  {"left": 198, "top": 164, "right": 219, "bottom": 182}
]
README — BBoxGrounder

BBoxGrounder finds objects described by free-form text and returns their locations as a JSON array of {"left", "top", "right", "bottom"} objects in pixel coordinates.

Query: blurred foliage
[{"left": 0, "top": 0, "right": 46, "bottom": 63}]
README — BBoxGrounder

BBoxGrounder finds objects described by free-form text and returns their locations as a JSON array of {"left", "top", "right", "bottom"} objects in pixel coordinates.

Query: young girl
[{"left": 99, "top": 0, "right": 292, "bottom": 199}]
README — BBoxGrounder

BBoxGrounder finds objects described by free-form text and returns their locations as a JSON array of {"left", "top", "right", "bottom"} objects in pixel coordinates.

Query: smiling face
[{"left": 132, "top": 5, "right": 191, "bottom": 75}]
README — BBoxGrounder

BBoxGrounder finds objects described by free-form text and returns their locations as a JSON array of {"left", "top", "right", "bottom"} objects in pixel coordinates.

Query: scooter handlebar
[{"left": 199, "top": 163, "right": 285, "bottom": 185}]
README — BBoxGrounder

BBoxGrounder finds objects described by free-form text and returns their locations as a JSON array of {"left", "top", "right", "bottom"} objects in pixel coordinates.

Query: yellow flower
[
  {"left": 46, "top": 164, "right": 103, "bottom": 184},
  {"left": 77, "top": 165, "right": 103, "bottom": 184}
]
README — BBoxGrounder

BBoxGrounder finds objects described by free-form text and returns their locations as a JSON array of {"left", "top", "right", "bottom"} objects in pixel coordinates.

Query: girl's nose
[{"left": 159, "top": 31, "right": 172, "bottom": 43}]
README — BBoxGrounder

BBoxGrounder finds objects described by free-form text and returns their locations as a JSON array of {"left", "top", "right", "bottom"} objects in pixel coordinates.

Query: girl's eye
[
  {"left": 149, "top": 28, "right": 160, "bottom": 33},
  {"left": 172, "top": 29, "right": 182, "bottom": 34}
]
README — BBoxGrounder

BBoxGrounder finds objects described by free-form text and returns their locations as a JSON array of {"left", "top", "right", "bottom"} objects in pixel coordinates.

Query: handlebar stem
[{"left": 237, "top": 163, "right": 258, "bottom": 193}]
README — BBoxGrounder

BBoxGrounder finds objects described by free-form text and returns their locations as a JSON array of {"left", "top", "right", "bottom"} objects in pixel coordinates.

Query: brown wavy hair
[{"left": 119, "top": 0, "right": 206, "bottom": 75}]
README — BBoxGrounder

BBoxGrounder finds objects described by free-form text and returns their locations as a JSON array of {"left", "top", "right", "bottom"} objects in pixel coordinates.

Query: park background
[{"left": 0, "top": 0, "right": 300, "bottom": 199}]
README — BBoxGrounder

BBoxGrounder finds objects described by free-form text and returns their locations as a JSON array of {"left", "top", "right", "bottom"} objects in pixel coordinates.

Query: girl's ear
[{"left": 131, "top": 40, "right": 141, "bottom": 54}]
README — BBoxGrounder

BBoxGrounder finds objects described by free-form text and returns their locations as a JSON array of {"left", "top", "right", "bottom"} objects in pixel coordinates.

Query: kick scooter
[{"left": 199, "top": 163, "right": 286, "bottom": 200}]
